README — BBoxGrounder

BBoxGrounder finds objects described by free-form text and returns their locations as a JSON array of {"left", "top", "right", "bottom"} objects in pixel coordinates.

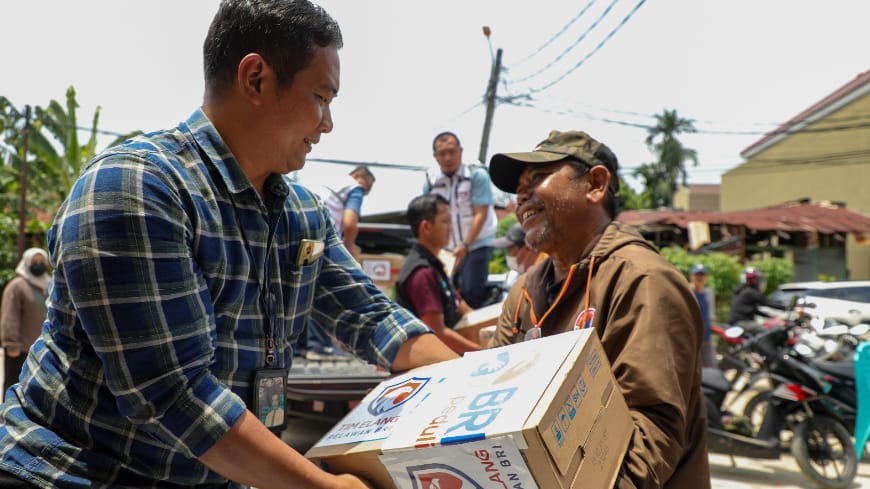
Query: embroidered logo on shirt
[{"left": 574, "top": 308, "right": 596, "bottom": 330}]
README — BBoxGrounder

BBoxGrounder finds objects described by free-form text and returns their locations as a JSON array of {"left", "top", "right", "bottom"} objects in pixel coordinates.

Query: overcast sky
[{"left": 3, "top": 1, "right": 869, "bottom": 215}]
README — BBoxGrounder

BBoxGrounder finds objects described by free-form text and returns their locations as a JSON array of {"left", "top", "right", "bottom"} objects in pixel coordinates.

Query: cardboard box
[
  {"left": 360, "top": 253, "right": 405, "bottom": 294},
  {"left": 453, "top": 302, "right": 503, "bottom": 344},
  {"left": 306, "top": 329, "right": 632, "bottom": 489},
  {"left": 305, "top": 361, "right": 458, "bottom": 485}
]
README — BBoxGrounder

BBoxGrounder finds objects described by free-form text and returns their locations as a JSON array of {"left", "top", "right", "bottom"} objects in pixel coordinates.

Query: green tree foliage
[
  {"left": 750, "top": 257, "right": 795, "bottom": 295},
  {"left": 490, "top": 213, "right": 518, "bottom": 274},
  {"left": 634, "top": 109, "right": 698, "bottom": 208},
  {"left": 660, "top": 246, "right": 795, "bottom": 322},
  {"left": 0, "top": 87, "right": 141, "bottom": 293},
  {"left": 616, "top": 175, "right": 647, "bottom": 210}
]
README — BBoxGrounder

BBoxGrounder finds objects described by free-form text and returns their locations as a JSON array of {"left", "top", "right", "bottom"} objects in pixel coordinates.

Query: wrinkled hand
[{"left": 334, "top": 473, "right": 376, "bottom": 489}]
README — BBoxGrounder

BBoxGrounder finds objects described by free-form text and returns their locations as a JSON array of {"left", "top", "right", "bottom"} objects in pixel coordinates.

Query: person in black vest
[{"left": 396, "top": 194, "right": 481, "bottom": 354}]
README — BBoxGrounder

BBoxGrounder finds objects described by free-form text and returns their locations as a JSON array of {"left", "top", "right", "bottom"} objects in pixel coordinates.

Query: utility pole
[
  {"left": 16, "top": 105, "right": 31, "bottom": 260},
  {"left": 478, "top": 28, "right": 503, "bottom": 165}
]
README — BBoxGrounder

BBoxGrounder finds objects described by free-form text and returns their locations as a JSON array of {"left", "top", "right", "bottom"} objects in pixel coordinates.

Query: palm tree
[
  {"left": 29, "top": 86, "right": 139, "bottom": 211},
  {"left": 644, "top": 109, "right": 698, "bottom": 208},
  {"left": 631, "top": 162, "right": 669, "bottom": 209},
  {"left": 0, "top": 87, "right": 140, "bottom": 284}
]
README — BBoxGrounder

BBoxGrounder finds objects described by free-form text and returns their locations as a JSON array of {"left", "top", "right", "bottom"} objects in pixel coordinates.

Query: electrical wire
[
  {"left": 510, "top": 0, "right": 600, "bottom": 68},
  {"left": 524, "top": 0, "right": 647, "bottom": 93},
  {"left": 306, "top": 157, "right": 427, "bottom": 172},
  {"left": 507, "top": 0, "right": 621, "bottom": 85}
]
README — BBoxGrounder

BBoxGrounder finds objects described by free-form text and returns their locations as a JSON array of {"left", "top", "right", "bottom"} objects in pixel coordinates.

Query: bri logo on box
[
  {"left": 368, "top": 377, "right": 430, "bottom": 416},
  {"left": 406, "top": 463, "right": 484, "bottom": 489},
  {"left": 470, "top": 351, "right": 541, "bottom": 385}
]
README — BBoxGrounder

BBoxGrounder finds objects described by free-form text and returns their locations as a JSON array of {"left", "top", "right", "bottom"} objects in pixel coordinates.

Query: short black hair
[
  {"left": 432, "top": 131, "right": 461, "bottom": 152},
  {"left": 203, "top": 0, "right": 343, "bottom": 97},
  {"left": 407, "top": 194, "right": 448, "bottom": 238},
  {"left": 350, "top": 165, "right": 375, "bottom": 181}
]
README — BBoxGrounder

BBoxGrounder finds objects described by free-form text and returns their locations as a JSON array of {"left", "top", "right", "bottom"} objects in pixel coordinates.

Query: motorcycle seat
[
  {"left": 701, "top": 367, "right": 731, "bottom": 393},
  {"left": 811, "top": 360, "right": 855, "bottom": 380}
]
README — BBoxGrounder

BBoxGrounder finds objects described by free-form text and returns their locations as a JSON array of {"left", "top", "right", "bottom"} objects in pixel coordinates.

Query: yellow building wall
[{"left": 721, "top": 93, "right": 870, "bottom": 279}]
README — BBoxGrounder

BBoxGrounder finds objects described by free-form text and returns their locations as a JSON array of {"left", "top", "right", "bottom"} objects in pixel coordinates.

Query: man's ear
[
  {"left": 585, "top": 166, "right": 611, "bottom": 203},
  {"left": 237, "top": 53, "right": 269, "bottom": 105},
  {"left": 418, "top": 219, "right": 431, "bottom": 239}
]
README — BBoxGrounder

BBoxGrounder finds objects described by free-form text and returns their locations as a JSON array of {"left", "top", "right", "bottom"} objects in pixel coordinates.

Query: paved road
[{"left": 710, "top": 451, "right": 870, "bottom": 489}]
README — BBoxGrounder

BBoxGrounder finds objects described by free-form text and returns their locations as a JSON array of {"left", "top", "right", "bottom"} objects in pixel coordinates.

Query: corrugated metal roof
[{"left": 617, "top": 201, "right": 870, "bottom": 234}]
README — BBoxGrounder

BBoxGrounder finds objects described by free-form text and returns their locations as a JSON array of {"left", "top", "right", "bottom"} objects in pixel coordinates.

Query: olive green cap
[{"left": 489, "top": 130, "right": 620, "bottom": 195}]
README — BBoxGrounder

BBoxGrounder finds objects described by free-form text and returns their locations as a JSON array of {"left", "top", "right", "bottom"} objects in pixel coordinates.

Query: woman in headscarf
[{"left": 1, "top": 248, "right": 50, "bottom": 395}]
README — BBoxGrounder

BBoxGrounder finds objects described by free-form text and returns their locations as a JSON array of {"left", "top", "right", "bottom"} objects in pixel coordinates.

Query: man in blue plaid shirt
[{"left": 0, "top": 1, "right": 457, "bottom": 488}]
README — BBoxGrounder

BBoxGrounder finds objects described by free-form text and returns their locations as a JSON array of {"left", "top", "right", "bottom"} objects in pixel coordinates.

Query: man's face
[
  {"left": 258, "top": 45, "right": 340, "bottom": 174},
  {"left": 515, "top": 160, "right": 588, "bottom": 253},
  {"left": 691, "top": 272, "right": 707, "bottom": 288},
  {"left": 427, "top": 202, "right": 452, "bottom": 250},
  {"left": 433, "top": 136, "right": 462, "bottom": 175},
  {"left": 355, "top": 173, "right": 375, "bottom": 195}
]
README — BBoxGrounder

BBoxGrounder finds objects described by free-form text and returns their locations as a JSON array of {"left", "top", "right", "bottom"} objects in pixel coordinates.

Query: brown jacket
[
  {"left": 1, "top": 276, "right": 47, "bottom": 355},
  {"left": 490, "top": 222, "right": 710, "bottom": 489}
]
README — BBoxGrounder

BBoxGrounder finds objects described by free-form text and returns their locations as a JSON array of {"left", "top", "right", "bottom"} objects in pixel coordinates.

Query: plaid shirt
[{"left": 0, "top": 109, "right": 430, "bottom": 488}]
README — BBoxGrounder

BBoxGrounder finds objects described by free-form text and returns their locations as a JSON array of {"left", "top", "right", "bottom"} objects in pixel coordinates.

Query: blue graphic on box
[
  {"left": 587, "top": 349, "right": 602, "bottom": 377},
  {"left": 470, "top": 351, "right": 509, "bottom": 377},
  {"left": 550, "top": 369, "right": 591, "bottom": 447}
]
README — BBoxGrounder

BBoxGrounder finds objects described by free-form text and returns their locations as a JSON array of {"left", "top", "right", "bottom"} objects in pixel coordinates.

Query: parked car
[{"left": 766, "top": 280, "right": 870, "bottom": 326}]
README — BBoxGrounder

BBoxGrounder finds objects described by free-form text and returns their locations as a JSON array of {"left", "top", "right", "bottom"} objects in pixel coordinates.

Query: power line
[
  {"left": 506, "top": 0, "right": 621, "bottom": 85},
  {"left": 306, "top": 157, "right": 427, "bottom": 172},
  {"left": 510, "top": 0, "right": 601, "bottom": 68},
  {"left": 522, "top": 0, "right": 647, "bottom": 93},
  {"left": 510, "top": 99, "right": 870, "bottom": 138}
]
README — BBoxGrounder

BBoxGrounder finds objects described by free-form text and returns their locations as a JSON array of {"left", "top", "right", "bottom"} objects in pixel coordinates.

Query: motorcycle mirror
[
  {"left": 850, "top": 323, "right": 870, "bottom": 337},
  {"left": 725, "top": 326, "right": 745, "bottom": 338},
  {"left": 822, "top": 324, "right": 849, "bottom": 336},
  {"left": 794, "top": 343, "right": 815, "bottom": 357}
]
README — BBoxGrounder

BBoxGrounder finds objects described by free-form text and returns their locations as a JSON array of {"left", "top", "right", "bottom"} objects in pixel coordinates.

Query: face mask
[
  {"left": 29, "top": 263, "right": 47, "bottom": 277},
  {"left": 506, "top": 255, "right": 526, "bottom": 274}
]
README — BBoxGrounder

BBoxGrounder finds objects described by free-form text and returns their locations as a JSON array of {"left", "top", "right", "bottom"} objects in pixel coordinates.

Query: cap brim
[
  {"left": 489, "top": 150, "right": 568, "bottom": 193},
  {"left": 492, "top": 236, "right": 515, "bottom": 248}
]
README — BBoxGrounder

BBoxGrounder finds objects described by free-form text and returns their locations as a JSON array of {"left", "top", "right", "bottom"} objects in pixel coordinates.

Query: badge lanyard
[
  {"left": 226, "top": 185, "right": 288, "bottom": 432},
  {"left": 196, "top": 140, "right": 278, "bottom": 367},
  {"left": 226, "top": 189, "right": 278, "bottom": 367}
]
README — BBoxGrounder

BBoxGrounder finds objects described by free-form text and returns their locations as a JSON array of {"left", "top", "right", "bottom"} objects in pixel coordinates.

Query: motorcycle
[{"left": 703, "top": 322, "right": 858, "bottom": 489}]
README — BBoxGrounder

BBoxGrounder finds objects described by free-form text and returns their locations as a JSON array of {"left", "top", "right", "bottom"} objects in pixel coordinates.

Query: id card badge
[{"left": 252, "top": 367, "right": 288, "bottom": 432}]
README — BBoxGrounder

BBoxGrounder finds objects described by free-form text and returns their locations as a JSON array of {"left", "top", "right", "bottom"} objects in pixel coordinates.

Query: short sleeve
[{"left": 405, "top": 268, "right": 444, "bottom": 317}]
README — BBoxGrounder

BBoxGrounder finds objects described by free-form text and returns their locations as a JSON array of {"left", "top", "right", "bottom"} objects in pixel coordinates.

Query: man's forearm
[
  {"left": 199, "top": 410, "right": 371, "bottom": 489},
  {"left": 390, "top": 333, "right": 459, "bottom": 372},
  {"left": 463, "top": 205, "right": 488, "bottom": 246},
  {"left": 342, "top": 210, "right": 360, "bottom": 249}
]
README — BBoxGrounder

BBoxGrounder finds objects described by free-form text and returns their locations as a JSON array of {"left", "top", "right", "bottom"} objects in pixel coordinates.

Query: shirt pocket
[{"left": 281, "top": 259, "right": 322, "bottom": 340}]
